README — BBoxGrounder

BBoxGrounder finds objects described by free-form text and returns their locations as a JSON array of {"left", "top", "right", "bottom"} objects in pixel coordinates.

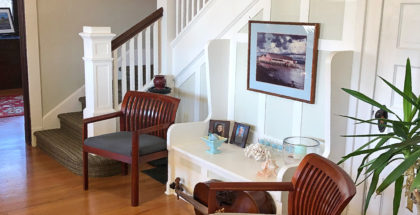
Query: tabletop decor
[
  {"left": 247, "top": 21, "right": 320, "bottom": 103},
  {"left": 0, "top": 8, "right": 15, "bottom": 34},
  {"left": 339, "top": 58, "right": 420, "bottom": 214},
  {"left": 244, "top": 142, "right": 271, "bottom": 161},
  {"left": 201, "top": 133, "right": 227, "bottom": 154},
  {"left": 209, "top": 120, "right": 230, "bottom": 143},
  {"left": 283, "top": 136, "right": 320, "bottom": 164},
  {"left": 257, "top": 159, "right": 279, "bottom": 178},
  {"left": 230, "top": 122, "right": 250, "bottom": 148}
]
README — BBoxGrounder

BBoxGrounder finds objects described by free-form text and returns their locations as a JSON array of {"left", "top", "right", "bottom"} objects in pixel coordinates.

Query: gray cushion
[{"left": 84, "top": 131, "right": 166, "bottom": 156}]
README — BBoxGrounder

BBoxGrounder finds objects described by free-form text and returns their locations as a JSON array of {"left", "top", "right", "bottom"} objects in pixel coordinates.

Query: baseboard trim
[{"left": 42, "top": 86, "right": 85, "bottom": 130}]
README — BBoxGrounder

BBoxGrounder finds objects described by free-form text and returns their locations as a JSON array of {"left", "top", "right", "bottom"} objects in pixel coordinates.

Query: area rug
[
  {"left": 0, "top": 95, "right": 24, "bottom": 118},
  {"left": 142, "top": 158, "right": 167, "bottom": 184}
]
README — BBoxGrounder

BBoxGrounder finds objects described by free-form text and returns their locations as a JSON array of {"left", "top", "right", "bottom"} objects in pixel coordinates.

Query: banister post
[{"left": 79, "top": 26, "right": 116, "bottom": 137}]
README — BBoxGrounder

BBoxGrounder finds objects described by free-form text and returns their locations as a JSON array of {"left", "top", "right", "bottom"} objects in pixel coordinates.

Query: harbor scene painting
[
  {"left": 256, "top": 32, "right": 307, "bottom": 90},
  {"left": 247, "top": 21, "right": 319, "bottom": 103}
]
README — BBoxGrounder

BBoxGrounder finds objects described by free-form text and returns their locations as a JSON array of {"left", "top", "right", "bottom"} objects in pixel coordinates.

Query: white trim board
[
  {"left": 24, "top": 0, "right": 43, "bottom": 146},
  {"left": 42, "top": 86, "right": 85, "bottom": 130}
]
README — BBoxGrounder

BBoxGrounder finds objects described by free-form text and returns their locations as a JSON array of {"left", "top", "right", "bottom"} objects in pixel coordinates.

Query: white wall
[
  {"left": 36, "top": 0, "right": 157, "bottom": 115},
  {"left": 174, "top": 0, "right": 354, "bottom": 148}
]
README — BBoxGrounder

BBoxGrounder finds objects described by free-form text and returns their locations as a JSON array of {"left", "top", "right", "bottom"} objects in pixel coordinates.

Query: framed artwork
[
  {"left": 247, "top": 21, "right": 320, "bottom": 104},
  {"left": 0, "top": 8, "right": 14, "bottom": 34},
  {"left": 230, "top": 122, "right": 250, "bottom": 148},
  {"left": 209, "top": 120, "right": 230, "bottom": 143}
]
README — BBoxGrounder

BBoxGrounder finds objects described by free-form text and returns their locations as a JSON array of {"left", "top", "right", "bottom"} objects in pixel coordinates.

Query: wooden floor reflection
[{"left": 0, "top": 116, "right": 193, "bottom": 215}]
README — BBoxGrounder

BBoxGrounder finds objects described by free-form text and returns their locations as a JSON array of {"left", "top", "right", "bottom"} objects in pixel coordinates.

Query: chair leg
[
  {"left": 122, "top": 162, "right": 128, "bottom": 175},
  {"left": 83, "top": 151, "right": 88, "bottom": 190},
  {"left": 131, "top": 156, "right": 139, "bottom": 206}
]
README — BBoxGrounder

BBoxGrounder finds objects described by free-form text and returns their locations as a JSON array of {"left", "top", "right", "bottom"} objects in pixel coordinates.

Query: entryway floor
[{"left": 0, "top": 116, "right": 194, "bottom": 214}]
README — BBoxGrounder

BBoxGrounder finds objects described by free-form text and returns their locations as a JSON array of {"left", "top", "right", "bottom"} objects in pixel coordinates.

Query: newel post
[{"left": 79, "top": 26, "right": 116, "bottom": 137}]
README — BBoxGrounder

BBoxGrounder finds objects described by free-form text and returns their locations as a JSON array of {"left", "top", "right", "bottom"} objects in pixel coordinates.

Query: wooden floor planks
[{"left": 0, "top": 116, "right": 194, "bottom": 215}]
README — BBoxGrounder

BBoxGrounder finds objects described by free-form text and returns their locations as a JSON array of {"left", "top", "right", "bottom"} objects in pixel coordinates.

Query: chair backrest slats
[
  {"left": 288, "top": 154, "right": 356, "bottom": 215},
  {"left": 120, "top": 91, "right": 180, "bottom": 138}
]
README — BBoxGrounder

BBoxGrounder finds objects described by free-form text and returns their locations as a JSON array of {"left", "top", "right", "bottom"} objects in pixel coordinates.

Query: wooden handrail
[{"left": 111, "top": 7, "right": 163, "bottom": 51}]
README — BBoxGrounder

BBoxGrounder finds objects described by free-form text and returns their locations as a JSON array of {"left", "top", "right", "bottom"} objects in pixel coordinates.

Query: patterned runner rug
[{"left": 0, "top": 95, "right": 24, "bottom": 118}]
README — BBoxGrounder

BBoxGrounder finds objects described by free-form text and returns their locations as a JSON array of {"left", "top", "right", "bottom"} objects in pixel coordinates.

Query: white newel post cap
[
  {"left": 82, "top": 26, "right": 112, "bottom": 34},
  {"left": 79, "top": 26, "right": 116, "bottom": 59}
]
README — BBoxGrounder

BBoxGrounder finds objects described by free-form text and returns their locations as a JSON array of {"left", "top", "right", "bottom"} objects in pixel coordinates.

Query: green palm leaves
[{"left": 340, "top": 58, "right": 420, "bottom": 215}]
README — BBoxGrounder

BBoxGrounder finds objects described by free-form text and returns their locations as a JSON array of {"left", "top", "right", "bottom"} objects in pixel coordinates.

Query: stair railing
[
  {"left": 176, "top": 0, "right": 213, "bottom": 36},
  {"left": 112, "top": 8, "right": 164, "bottom": 107},
  {"left": 80, "top": 8, "right": 163, "bottom": 137}
]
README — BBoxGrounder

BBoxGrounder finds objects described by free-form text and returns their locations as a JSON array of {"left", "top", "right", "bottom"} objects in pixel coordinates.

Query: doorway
[{"left": 0, "top": 0, "right": 31, "bottom": 145}]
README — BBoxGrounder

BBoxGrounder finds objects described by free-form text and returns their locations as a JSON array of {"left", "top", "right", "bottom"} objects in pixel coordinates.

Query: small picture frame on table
[
  {"left": 230, "top": 122, "right": 250, "bottom": 148},
  {"left": 209, "top": 120, "right": 230, "bottom": 143}
]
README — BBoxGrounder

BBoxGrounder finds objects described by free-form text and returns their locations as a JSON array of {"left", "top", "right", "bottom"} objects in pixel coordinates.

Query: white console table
[
  {"left": 172, "top": 140, "right": 289, "bottom": 183},
  {"left": 166, "top": 120, "right": 300, "bottom": 214}
]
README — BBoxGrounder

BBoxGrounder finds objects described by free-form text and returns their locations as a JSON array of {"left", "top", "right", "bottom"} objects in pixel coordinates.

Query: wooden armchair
[
  {"left": 82, "top": 91, "right": 180, "bottom": 206},
  {"left": 207, "top": 153, "right": 356, "bottom": 215}
]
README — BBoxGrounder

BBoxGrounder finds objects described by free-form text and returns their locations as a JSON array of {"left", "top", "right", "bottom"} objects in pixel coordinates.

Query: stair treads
[
  {"left": 58, "top": 112, "right": 83, "bottom": 133},
  {"left": 35, "top": 129, "right": 121, "bottom": 177},
  {"left": 57, "top": 112, "right": 83, "bottom": 140}
]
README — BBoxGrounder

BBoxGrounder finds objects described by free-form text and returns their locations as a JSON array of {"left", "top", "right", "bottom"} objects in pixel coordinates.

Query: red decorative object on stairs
[{"left": 0, "top": 95, "right": 24, "bottom": 118}]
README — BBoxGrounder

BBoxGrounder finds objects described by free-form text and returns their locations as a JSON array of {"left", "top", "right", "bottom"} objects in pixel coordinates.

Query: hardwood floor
[{"left": 0, "top": 116, "right": 194, "bottom": 215}]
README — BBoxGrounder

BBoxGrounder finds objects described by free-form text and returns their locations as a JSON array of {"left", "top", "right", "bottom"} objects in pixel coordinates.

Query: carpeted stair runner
[{"left": 34, "top": 109, "right": 121, "bottom": 177}]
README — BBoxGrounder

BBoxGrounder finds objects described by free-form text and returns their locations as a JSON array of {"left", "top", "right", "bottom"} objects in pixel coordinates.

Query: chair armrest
[
  {"left": 83, "top": 111, "right": 123, "bottom": 140},
  {"left": 207, "top": 182, "right": 294, "bottom": 214},
  {"left": 209, "top": 182, "right": 294, "bottom": 192},
  {"left": 83, "top": 111, "right": 123, "bottom": 125}
]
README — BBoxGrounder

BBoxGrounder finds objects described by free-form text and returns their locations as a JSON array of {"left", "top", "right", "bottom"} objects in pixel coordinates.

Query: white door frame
[{"left": 344, "top": 0, "right": 386, "bottom": 214}]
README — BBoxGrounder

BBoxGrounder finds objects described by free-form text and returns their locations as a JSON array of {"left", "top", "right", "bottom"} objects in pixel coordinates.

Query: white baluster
[
  {"left": 186, "top": 0, "right": 190, "bottom": 24},
  {"left": 113, "top": 49, "right": 118, "bottom": 108},
  {"left": 202, "top": 0, "right": 205, "bottom": 9},
  {"left": 153, "top": 21, "right": 159, "bottom": 77},
  {"left": 145, "top": 26, "right": 151, "bottom": 85},
  {"left": 137, "top": 33, "right": 144, "bottom": 90},
  {"left": 195, "top": 0, "right": 199, "bottom": 16},
  {"left": 181, "top": 0, "right": 185, "bottom": 30},
  {"left": 176, "top": 0, "right": 179, "bottom": 35},
  {"left": 192, "top": 0, "right": 195, "bottom": 19},
  {"left": 129, "top": 38, "right": 135, "bottom": 91},
  {"left": 121, "top": 43, "right": 127, "bottom": 97}
]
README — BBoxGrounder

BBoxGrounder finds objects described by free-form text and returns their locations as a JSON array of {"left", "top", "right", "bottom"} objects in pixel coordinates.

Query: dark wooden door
[{"left": 0, "top": 38, "right": 21, "bottom": 90}]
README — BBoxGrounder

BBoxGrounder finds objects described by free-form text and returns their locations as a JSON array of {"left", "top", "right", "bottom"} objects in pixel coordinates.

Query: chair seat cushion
[{"left": 84, "top": 131, "right": 166, "bottom": 156}]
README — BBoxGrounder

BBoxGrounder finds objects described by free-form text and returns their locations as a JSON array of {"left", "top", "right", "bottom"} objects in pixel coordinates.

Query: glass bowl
[{"left": 283, "top": 136, "right": 320, "bottom": 164}]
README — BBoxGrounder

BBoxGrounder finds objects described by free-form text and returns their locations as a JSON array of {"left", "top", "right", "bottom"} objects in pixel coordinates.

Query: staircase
[
  {"left": 34, "top": 98, "right": 121, "bottom": 177},
  {"left": 34, "top": 8, "right": 165, "bottom": 177}
]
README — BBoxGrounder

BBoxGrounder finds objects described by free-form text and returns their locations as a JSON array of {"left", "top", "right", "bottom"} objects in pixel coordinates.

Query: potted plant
[{"left": 339, "top": 58, "right": 420, "bottom": 215}]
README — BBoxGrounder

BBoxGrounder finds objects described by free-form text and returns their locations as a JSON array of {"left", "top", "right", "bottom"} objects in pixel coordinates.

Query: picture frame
[
  {"left": 230, "top": 122, "right": 250, "bottom": 148},
  {"left": 247, "top": 21, "right": 320, "bottom": 104},
  {"left": 209, "top": 120, "right": 230, "bottom": 143},
  {"left": 0, "top": 8, "right": 15, "bottom": 34}
]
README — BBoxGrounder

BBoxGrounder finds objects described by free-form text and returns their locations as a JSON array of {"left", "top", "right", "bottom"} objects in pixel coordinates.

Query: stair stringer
[
  {"left": 42, "top": 85, "right": 85, "bottom": 132},
  {"left": 170, "top": 0, "right": 271, "bottom": 78}
]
